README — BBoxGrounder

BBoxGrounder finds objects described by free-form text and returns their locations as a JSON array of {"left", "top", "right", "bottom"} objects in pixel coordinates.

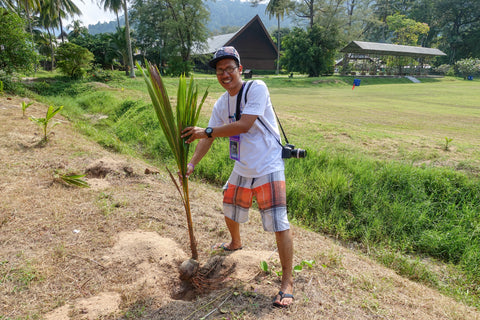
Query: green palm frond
[
  {"left": 137, "top": 61, "right": 209, "bottom": 260},
  {"left": 59, "top": 173, "right": 90, "bottom": 188}
]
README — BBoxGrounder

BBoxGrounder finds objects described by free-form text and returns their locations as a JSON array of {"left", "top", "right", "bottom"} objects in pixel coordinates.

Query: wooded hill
[{"left": 87, "top": 0, "right": 294, "bottom": 35}]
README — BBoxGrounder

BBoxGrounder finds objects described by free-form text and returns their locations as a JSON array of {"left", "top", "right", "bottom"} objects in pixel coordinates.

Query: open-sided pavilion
[{"left": 339, "top": 41, "right": 446, "bottom": 76}]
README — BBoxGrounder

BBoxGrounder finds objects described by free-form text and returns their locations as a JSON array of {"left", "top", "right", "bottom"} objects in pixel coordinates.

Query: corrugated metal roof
[
  {"left": 340, "top": 41, "right": 446, "bottom": 57},
  {"left": 200, "top": 32, "right": 240, "bottom": 54}
]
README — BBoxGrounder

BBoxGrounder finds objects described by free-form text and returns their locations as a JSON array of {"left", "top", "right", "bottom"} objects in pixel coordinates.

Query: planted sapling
[
  {"left": 444, "top": 137, "right": 453, "bottom": 151},
  {"left": 29, "top": 105, "right": 63, "bottom": 142},
  {"left": 21, "top": 101, "right": 33, "bottom": 117}
]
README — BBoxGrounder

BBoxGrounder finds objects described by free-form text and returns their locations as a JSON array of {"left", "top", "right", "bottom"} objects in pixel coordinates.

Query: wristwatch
[{"left": 205, "top": 127, "right": 213, "bottom": 138}]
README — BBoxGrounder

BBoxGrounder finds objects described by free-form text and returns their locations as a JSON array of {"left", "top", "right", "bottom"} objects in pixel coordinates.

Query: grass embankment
[{"left": 23, "top": 72, "right": 480, "bottom": 307}]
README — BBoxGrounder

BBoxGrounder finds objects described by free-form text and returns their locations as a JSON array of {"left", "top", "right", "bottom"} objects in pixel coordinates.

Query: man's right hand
[{"left": 177, "top": 163, "right": 195, "bottom": 185}]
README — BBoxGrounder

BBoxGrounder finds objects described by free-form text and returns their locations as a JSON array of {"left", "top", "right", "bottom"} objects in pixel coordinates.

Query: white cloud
[{"left": 65, "top": 0, "right": 118, "bottom": 28}]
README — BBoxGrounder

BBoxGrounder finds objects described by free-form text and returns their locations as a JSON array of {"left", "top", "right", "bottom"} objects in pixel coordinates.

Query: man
[{"left": 181, "top": 46, "right": 294, "bottom": 307}]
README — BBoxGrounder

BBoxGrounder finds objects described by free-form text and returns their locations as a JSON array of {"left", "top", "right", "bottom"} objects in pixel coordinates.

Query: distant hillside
[
  {"left": 87, "top": 0, "right": 293, "bottom": 35},
  {"left": 88, "top": 18, "right": 124, "bottom": 35}
]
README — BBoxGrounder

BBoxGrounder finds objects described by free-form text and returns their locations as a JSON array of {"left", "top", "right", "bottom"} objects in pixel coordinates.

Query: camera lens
[{"left": 292, "top": 149, "right": 307, "bottom": 158}]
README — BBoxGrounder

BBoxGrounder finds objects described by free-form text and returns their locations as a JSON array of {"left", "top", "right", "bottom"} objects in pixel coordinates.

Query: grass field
[{"left": 22, "top": 71, "right": 480, "bottom": 307}]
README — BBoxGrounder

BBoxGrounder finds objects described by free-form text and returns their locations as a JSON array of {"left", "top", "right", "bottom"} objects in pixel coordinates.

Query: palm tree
[
  {"left": 122, "top": 0, "right": 135, "bottom": 78},
  {"left": 100, "top": 0, "right": 122, "bottom": 28},
  {"left": 49, "top": 0, "right": 81, "bottom": 43},
  {"left": 0, "top": 0, "right": 15, "bottom": 9},
  {"left": 67, "top": 19, "right": 86, "bottom": 38},
  {"left": 109, "top": 26, "right": 129, "bottom": 71},
  {"left": 38, "top": 0, "right": 59, "bottom": 70},
  {"left": 103, "top": 0, "right": 135, "bottom": 77},
  {"left": 16, "top": 0, "right": 41, "bottom": 45},
  {"left": 265, "top": 0, "right": 292, "bottom": 74}
]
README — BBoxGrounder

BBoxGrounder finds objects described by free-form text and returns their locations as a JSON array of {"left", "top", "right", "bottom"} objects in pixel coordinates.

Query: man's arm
[
  {"left": 183, "top": 137, "right": 215, "bottom": 178},
  {"left": 181, "top": 114, "right": 258, "bottom": 144}
]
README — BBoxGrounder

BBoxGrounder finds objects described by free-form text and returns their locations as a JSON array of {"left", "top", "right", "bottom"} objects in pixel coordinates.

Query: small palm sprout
[
  {"left": 21, "top": 101, "right": 33, "bottom": 117},
  {"left": 30, "top": 105, "right": 64, "bottom": 142},
  {"left": 137, "top": 61, "right": 208, "bottom": 261}
]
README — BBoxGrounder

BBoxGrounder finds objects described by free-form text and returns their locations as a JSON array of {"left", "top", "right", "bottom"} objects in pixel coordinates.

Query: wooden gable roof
[{"left": 202, "top": 15, "right": 278, "bottom": 70}]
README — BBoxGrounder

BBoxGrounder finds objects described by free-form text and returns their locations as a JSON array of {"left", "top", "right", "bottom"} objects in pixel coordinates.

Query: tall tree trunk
[
  {"left": 24, "top": 1, "right": 38, "bottom": 73},
  {"left": 47, "top": 28, "right": 55, "bottom": 71},
  {"left": 123, "top": 0, "right": 135, "bottom": 78},
  {"left": 276, "top": 15, "right": 280, "bottom": 75},
  {"left": 59, "top": 18, "right": 65, "bottom": 43}
]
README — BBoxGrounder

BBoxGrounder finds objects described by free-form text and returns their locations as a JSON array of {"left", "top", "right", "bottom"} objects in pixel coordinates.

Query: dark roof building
[{"left": 198, "top": 15, "right": 278, "bottom": 70}]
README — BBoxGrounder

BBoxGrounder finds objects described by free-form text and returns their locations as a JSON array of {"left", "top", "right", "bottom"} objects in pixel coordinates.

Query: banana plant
[
  {"left": 137, "top": 61, "right": 208, "bottom": 260},
  {"left": 29, "top": 105, "right": 64, "bottom": 142}
]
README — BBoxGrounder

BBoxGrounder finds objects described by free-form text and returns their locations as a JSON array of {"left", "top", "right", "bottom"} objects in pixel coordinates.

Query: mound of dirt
[{"left": 85, "top": 158, "right": 134, "bottom": 178}]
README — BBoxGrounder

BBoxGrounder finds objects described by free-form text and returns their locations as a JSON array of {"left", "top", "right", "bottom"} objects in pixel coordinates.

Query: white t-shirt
[{"left": 208, "top": 80, "right": 285, "bottom": 178}]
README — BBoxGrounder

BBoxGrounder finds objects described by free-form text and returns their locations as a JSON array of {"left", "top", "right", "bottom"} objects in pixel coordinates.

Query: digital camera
[{"left": 282, "top": 144, "right": 307, "bottom": 159}]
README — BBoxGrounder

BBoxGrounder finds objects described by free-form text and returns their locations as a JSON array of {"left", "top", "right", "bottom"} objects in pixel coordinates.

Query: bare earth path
[{"left": 1, "top": 96, "right": 479, "bottom": 319}]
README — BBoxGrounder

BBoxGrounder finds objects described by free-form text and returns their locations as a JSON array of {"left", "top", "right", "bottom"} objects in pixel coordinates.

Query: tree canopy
[{"left": 0, "top": 9, "right": 37, "bottom": 75}]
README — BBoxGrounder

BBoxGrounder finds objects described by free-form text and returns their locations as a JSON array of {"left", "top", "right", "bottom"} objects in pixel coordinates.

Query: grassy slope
[{"left": 25, "top": 72, "right": 480, "bottom": 307}]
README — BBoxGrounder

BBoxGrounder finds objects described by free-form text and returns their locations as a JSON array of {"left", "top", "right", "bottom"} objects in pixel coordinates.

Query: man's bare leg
[
  {"left": 222, "top": 216, "right": 242, "bottom": 250},
  {"left": 274, "top": 229, "right": 294, "bottom": 306}
]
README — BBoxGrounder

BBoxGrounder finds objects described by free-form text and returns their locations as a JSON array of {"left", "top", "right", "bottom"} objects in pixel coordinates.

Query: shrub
[
  {"left": 87, "top": 67, "right": 124, "bottom": 83},
  {"left": 0, "top": 72, "right": 26, "bottom": 95},
  {"left": 166, "top": 56, "right": 193, "bottom": 76},
  {"left": 0, "top": 9, "right": 37, "bottom": 75},
  {"left": 56, "top": 43, "right": 94, "bottom": 79},
  {"left": 436, "top": 64, "right": 453, "bottom": 76},
  {"left": 455, "top": 58, "right": 480, "bottom": 78}
]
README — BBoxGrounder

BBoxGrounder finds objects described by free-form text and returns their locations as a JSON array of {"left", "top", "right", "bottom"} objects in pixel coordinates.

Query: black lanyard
[{"left": 235, "top": 82, "right": 246, "bottom": 121}]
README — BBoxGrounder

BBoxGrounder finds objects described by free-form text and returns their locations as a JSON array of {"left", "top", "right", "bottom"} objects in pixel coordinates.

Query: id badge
[{"left": 229, "top": 135, "right": 241, "bottom": 161}]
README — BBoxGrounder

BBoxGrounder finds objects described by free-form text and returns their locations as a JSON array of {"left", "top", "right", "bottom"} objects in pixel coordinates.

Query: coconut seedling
[
  {"left": 29, "top": 105, "right": 63, "bottom": 142},
  {"left": 21, "top": 101, "right": 33, "bottom": 117},
  {"left": 138, "top": 61, "right": 208, "bottom": 269}
]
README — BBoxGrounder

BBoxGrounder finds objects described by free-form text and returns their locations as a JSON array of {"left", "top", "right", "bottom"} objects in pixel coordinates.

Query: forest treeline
[{"left": 1, "top": 0, "right": 480, "bottom": 80}]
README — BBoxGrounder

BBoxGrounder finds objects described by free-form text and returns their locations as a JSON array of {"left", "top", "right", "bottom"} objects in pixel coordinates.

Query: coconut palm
[
  {"left": 0, "top": 0, "right": 15, "bottom": 9},
  {"left": 109, "top": 26, "right": 130, "bottom": 72},
  {"left": 122, "top": 0, "right": 135, "bottom": 78},
  {"left": 67, "top": 19, "right": 87, "bottom": 38},
  {"left": 100, "top": 0, "right": 134, "bottom": 77},
  {"left": 265, "top": 0, "right": 292, "bottom": 74},
  {"left": 100, "top": 0, "right": 122, "bottom": 29},
  {"left": 37, "top": 0, "right": 59, "bottom": 70},
  {"left": 138, "top": 61, "right": 208, "bottom": 260},
  {"left": 16, "top": 0, "right": 41, "bottom": 45},
  {"left": 49, "top": 0, "right": 81, "bottom": 43}
]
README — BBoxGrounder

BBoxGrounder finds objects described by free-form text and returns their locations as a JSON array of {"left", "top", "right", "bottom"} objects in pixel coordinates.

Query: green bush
[
  {"left": 87, "top": 68, "right": 124, "bottom": 83},
  {"left": 0, "top": 9, "right": 37, "bottom": 75},
  {"left": 56, "top": 43, "right": 94, "bottom": 79},
  {"left": 0, "top": 72, "right": 26, "bottom": 95},
  {"left": 455, "top": 58, "right": 480, "bottom": 78},
  {"left": 166, "top": 56, "right": 193, "bottom": 76}
]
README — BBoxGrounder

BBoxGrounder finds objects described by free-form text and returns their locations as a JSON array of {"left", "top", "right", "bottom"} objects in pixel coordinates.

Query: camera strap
[{"left": 238, "top": 81, "right": 289, "bottom": 147}]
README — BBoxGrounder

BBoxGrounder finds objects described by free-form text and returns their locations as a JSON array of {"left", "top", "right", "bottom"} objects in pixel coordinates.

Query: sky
[{"left": 66, "top": 0, "right": 117, "bottom": 27}]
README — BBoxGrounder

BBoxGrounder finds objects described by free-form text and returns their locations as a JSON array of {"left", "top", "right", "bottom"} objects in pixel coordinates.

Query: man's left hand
[{"left": 181, "top": 126, "right": 207, "bottom": 144}]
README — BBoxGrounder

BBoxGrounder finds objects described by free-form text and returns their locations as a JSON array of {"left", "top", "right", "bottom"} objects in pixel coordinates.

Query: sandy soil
[{"left": 1, "top": 95, "right": 479, "bottom": 320}]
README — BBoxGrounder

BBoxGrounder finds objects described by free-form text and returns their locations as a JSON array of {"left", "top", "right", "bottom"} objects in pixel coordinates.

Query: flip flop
[
  {"left": 273, "top": 290, "right": 294, "bottom": 308},
  {"left": 212, "top": 242, "right": 242, "bottom": 252}
]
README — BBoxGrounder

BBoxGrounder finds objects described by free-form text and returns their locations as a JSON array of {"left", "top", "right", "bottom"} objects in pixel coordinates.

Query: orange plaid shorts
[{"left": 223, "top": 171, "right": 289, "bottom": 232}]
